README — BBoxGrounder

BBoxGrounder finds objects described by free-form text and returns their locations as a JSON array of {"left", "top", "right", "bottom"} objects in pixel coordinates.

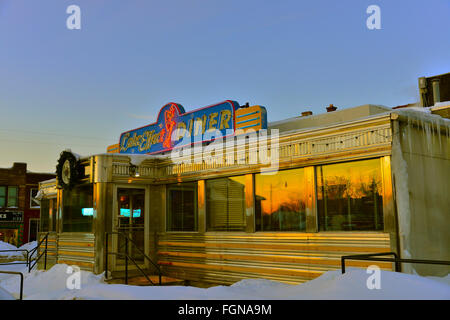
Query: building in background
[
  {"left": 418, "top": 72, "right": 450, "bottom": 108},
  {"left": 0, "top": 162, "right": 55, "bottom": 246}
]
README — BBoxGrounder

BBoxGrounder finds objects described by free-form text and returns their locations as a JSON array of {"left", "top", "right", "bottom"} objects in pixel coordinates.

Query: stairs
[
  {"left": 105, "top": 275, "right": 186, "bottom": 286},
  {"left": 105, "top": 268, "right": 185, "bottom": 286},
  {"left": 105, "top": 232, "right": 185, "bottom": 287}
]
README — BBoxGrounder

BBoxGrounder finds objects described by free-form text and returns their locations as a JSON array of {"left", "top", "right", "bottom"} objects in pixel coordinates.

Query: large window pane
[
  {"left": 167, "top": 182, "right": 197, "bottom": 231},
  {"left": 255, "top": 168, "right": 306, "bottom": 231},
  {"left": 317, "top": 158, "right": 384, "bottom": 231},
  {"left": 40, "top": 199, "right": 50, "bottom": 232},
  {"left": 207, "top": 176, "right": 246, "bottom": 231},
  {"left": 51, "top": 199, "right": 57, "bottom": 232},
  {"left": 62, "top": 184, "right": 93, "bottom": 232},
  {"left": 0, "top": 187, "right": 5, "bottom": 207},
  {"left": 7, "top": 186, "right": 18, "bottom": 207}
]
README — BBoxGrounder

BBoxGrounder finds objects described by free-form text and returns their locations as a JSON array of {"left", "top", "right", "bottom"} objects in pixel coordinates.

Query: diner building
[{"left": 37, "top": 99, "right": 450, "bottom": 285}]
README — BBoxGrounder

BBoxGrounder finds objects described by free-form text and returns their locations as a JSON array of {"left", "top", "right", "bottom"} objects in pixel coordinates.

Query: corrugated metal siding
[
  {"left": 56, "top": 233, "right": 95, "bottom": 271},
  {"left": 157, "top": 232, "right": 392, "bottom": 285}
]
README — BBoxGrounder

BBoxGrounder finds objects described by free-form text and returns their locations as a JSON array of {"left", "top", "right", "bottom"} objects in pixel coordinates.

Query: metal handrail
[
  {"left": 27, "top": 232, "right": 49, "bottom": 272},
  {"left": 341, "top": 252, "right": 450, "bottom": 273},
  {"left": 0, "top": 249, "right": 30, "bottom": 267},
  {"left": 0, "top": 271, "right": 24, "bottom": 300},
  {"left": 105, "top": 231, "right": 162, "bottom": 285}
]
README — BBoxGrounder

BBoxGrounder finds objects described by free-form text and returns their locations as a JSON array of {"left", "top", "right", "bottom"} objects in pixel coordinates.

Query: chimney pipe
[
  {"left": 432, "top": 79, "right": 440, "bottom": 105},
  {"left": 301, "top": 111, "right": 313, "bottom": 117},
  {"left": 326, "top": 104, "right": 337, "bottom": 112}
]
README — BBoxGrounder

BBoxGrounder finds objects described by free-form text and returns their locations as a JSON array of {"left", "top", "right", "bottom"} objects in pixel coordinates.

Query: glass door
[{"left": 116, "top": 188, "right": 145, "bottom": 264}]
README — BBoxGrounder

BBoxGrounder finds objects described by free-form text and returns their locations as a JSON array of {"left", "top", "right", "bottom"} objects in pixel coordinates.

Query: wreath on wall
[{"left": 56, "top": 150, "right": 84, "bottom": 190}]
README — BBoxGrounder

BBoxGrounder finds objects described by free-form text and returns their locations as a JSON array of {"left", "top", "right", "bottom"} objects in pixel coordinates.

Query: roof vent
[
  {"left": 301, "top": 111, "right": 313, "bottom": 117},
  {"left": 326, "top": 104, "right": 337, "bottom": 112}
]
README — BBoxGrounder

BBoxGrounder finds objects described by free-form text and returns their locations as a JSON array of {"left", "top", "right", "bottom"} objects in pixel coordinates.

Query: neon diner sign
[{"left": 119, "top": 100, "right": 243, "bottom": 155}]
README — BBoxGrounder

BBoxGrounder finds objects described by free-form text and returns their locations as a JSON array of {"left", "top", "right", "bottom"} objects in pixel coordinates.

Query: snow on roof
[
  {"left": 433, "top": 101, "right": 450, "bottom": 108},
  {"left": 76, "top": 153, "right": 169, "bottom": 165},
  {"left": 39, "top": 178, "right": 57, "bottom": 185},
  {"left": 393, "top": 106, "right": 450, "bottom": 125}
]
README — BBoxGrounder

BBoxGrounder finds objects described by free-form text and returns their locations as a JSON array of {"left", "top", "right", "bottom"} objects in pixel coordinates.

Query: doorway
[
  {"left": 114, "top": 187, "right": 147, "bottom": 267},
  {"left": 28, "top": 218, "right": 40, "bottom": 242}
]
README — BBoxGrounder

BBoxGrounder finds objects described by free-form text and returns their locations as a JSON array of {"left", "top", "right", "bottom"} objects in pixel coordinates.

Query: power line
[
  {"left": 0, "top": 138, "right": 107, "bottom": 149},
  {"left": 0, "top": 128, "right": 116, "bottom": 142}
]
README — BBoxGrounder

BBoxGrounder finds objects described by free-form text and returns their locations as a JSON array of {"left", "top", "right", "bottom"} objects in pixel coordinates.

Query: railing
[
  {"left": 0, "top": 271, "right": 24, "bottom": 300},
  {"left": 27, "top": 232, "right": 50, "bottom": 272},
  {"left": 0, "top": 249, "right": 30, "bottom": 267},
  {"left": 0, "top": 233, "right": 50, "bottom": 272},
  {"left": 0, "top": 234, "right": 50, "bottom": 300},
  {"left": 341, "top": 252, "right": 450, "bottom": 274},
  {"left": 105, "top": 231, "right": 162, "bottom": 286}
]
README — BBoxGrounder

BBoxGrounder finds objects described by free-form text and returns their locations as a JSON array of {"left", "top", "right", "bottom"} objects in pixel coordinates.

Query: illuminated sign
[
  {"left": 118, "top": 100, "right": 268, "bottom": 155},
  {"left": 0, "top": 211, "right": 23, "bottom": 222},
  {"left": 235, "top": 105, "right": 267, "bottom": 134},
  {"left": 119, "top": 208, "right": 141, "bottom": 218},
  {"left": 82, "top": 208, "right": 94, "bottom": 216}
]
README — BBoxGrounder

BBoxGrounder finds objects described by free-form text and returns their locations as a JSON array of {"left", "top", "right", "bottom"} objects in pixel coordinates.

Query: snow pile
[
  {"left": 0, "top": 241, "right": 23, "bottom": 259},
  {"left": 0, "top": 264, "right": 449, "bottom": 300},
  {"left": 19, "top": 241, "right": 37, "bottom": 259},
  {"left": 0, "top": 287, "right": 15, "bottom": 300},
  {"left": 0, "top": 241, "right": 38, "bottom": 260},
  {"left": 19, "top": 241, "right": 37, "bottom": 253},
  {"left": 0, "top": 263, "right": 104, "bottom": 300}
]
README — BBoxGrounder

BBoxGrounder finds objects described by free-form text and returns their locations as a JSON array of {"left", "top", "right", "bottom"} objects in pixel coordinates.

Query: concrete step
[{"left": 105, "top": 275, "right": 186, "bottom": 286}]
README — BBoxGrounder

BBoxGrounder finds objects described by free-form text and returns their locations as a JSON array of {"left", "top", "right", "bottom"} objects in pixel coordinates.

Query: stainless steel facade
[{"left": 39, "top": 111, "right": 407, "bottom": 283}]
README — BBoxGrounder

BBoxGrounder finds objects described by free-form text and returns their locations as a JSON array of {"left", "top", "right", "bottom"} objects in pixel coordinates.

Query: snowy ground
[
  {"left": 0, "top": 240, "right": 37, "bottom": 261},
  {"left": 0, "top": 262, "right": 449, "bottom": 300}
]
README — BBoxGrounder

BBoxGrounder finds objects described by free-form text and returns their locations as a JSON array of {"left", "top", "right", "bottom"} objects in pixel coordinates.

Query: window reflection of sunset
[
  {"left": 317, "top": 159, "right": 382, "bottom": 200},
  {"left": 256, "top": 168, "right": 306, "bottom": 216}
]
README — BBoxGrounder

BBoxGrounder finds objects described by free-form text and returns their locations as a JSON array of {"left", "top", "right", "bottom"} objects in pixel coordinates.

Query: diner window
[
  {"left": 255, "top": 168, "right": 307, "bottom": 231},
  {"left": 62, "top": 184, "right": 94, "bottom": 232},
  {"left": 40, "top": 199, "right": 50, "bottom": 232},
  {"left": 167, "top": 182, "right": 197, "bottom": 231},
  {"left": 316, "top": 158, "right": 384, "bottom": 231},
  {"left": 206, "top": 176, "right": 246, "bottom": 231},
  {"left": 51, "top": 199, "right": 57, "bottom": 232}
]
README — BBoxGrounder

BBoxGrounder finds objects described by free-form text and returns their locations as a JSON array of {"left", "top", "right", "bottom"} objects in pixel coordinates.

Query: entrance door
[
  {"left": 116, "top": 188, "right": 146, "bottom": 265},
  {"left": 28, "top": 218, "right": 40, "bottom": 242}
]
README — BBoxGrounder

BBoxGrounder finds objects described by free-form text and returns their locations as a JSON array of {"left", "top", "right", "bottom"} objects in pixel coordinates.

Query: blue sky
[{"left": 0, "top": 0, "right": 449, "bottom": 172}]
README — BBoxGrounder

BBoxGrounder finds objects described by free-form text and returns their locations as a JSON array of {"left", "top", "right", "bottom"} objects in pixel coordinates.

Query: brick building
[{"left": 0, "top": 162, "right": 55, "bottom": 246}]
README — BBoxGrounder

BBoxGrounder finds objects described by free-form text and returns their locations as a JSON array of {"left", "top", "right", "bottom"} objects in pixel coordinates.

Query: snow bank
[
  {"left": 19, "top": 241, "right": 37, "bottom": 259},
  {"left": 1, "top": 264, "right": 449, "bottom": 300},
  {"left": 18, "top": 241, "right": 37, "bottom": 252},
  {"left": 0, "top": 264, "right": 104, "bottom": 300},
  {"left": 0, "top": 241, "right": 38, "bottom": 261},
  {"left": 0, "top": 287, "right": 15, "bottom": 300},
  {"left": 0, "top": 241, "right": 23, "bottom": 259}
]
